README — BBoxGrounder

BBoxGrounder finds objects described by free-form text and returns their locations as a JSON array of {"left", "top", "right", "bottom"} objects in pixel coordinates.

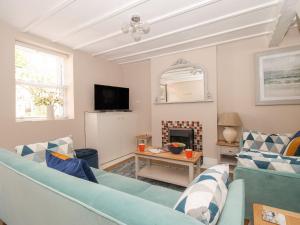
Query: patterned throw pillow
[
  {"left": 23, "top": 144, "right": 73, "bottom": 163},
  {"left": 237, "top": 151, "right": 300, "bottom": 173},
  {"left": 242, "top": 131, "right": 291, "bottom": 153},
  {"left": 46, "top": 150, "right": 98, "bottom": 183},
  {"left": 15, "top": 136, "right": 74, "bottom": 156},
  {"left": 15, "top": 142, "right": 48, "bottom": 156},
  {"left": 174, "top": 164, "right": 229, "bottom": 225},
  {"left": 48, "top": 136, "right": 74, "bottom": 154},
  {"left": 24, "top": 150, "right": 47, "bottom": 163},
  {"left": 282, "top": 131, "right": 300, "bottom": 156}
]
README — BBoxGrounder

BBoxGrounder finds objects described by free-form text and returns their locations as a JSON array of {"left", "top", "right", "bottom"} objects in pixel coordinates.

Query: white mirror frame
[{"left": 155, "top": 58, "right": 212, "bottom": 104}]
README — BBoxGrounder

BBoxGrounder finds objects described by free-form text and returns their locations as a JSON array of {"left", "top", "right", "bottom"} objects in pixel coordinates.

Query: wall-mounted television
[{"left": 94, "top": 84, "right": 129, "bottom": 111}]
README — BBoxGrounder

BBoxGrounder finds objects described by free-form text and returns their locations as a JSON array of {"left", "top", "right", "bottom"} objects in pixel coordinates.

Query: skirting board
[{"left": 101, "top": 153, "right": 134, "bottom": 170}]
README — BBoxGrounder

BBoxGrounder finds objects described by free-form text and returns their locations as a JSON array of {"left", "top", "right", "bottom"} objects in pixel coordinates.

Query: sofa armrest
[
  {"left": 234, "top": 166, "right": 300, "bottom": 220},
  {"left": 217, "top": 179, "right": 245, "bottom": 225}
]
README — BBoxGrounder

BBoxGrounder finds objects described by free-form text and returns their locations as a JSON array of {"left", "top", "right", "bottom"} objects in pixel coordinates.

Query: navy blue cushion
[{"left": 45, "top": 150, "right": 98, "bottom": 183}]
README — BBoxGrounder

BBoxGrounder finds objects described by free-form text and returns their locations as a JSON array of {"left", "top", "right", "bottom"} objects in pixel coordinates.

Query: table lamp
[{"left": 218, "top": 112, "right": 242, "bottom": 143}]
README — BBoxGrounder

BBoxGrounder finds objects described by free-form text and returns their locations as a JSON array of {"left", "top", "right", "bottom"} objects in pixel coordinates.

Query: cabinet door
[
  {"left": 85, "top": 113, "right": 98, "bottom": 149},
  {"left": 98, "top": 113, "right": 122, "bottom": 164},
  {"left": 119, "top": 113, "right": 137, "bottom": 156}
]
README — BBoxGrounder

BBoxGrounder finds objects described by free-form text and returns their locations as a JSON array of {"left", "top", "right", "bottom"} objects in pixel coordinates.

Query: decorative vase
[
  {"left": 46, "top": 105, "right": 55, "bottom": 120},
  {"left": 223, "top": 127, "right": 238, "bottom": 144}
]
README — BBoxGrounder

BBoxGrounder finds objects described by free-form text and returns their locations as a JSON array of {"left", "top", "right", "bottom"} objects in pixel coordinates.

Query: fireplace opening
[{"left": 169, "top": 128, "right": 194, "bottom": 150}]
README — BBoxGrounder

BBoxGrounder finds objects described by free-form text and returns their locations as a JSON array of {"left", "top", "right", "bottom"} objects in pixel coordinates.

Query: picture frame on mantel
[{"left": 255, "top": 45, "right": 300, "bottom": 105}]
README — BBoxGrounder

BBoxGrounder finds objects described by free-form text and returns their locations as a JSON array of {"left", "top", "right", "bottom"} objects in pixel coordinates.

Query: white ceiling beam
[
  {"left": 52, "top": 0, "right": 150, "bottom": 42},
  {"left": 117, "top": 31, "right": 272, "bottom": 64},
  {"left": 107, "top": 19, "right": 275, "bottom": 61},
  {"left": 269, "top": 0, "right": 299, "bottom": 47},
  {"left": 75, "top": 0, "right": 223, "bottom": 49},
  {"left": 22, "top": 0, "right": 77, "bottom": 32},
  {"left": 92, "top": 0, "right": 279, "bottom": 56},
  {"left": 146, "top": 0, "right": 221, "bottom": 24}
]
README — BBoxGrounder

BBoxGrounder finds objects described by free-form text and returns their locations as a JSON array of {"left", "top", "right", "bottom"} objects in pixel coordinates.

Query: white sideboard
[{"left": 85, "top": 112, "right": 137, "bottom": 165}]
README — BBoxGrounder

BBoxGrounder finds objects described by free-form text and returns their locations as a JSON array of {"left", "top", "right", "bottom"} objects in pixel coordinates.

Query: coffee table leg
[
  {"left": 189, "top": 164, "right": 194, "bottom": 183},
  {"left": 135, "top": 155, "right": 139, "bottom": 179},
  {"left": 197, "top": 158, "right": 201, "bottom": 174}
]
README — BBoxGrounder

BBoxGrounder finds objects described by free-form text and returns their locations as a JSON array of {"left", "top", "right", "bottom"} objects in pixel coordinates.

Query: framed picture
[{"left": 256, "top": 46, "right": 300, "bottom": 105}]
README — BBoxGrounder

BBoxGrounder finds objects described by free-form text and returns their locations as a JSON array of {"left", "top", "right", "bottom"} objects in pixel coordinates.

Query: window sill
[{"left": 16, "top": 117, "right": 73, "bottom": 123}]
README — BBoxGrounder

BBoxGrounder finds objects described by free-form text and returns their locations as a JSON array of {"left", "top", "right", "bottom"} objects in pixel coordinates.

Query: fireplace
[
  {"left": 161, "top": 121, "right": 202, "bottom": 151},
  {"left": 169, "top": 128, "right": 194, "bottom": 149}
]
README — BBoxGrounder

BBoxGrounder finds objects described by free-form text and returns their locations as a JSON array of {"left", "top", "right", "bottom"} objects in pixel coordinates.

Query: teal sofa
[
  {"left": 0, "top": 148, "right": 245, "bottom": 225},
  {"left": 234, "top": 166, "right": 300, "bottom": 221}
]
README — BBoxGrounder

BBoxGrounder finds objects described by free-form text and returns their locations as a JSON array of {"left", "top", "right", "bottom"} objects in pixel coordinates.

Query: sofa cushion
[
  {"left": 15, "top": 142, "right": 48, "bottom": 156},
  {"left": 48, "top": 136, "right": 74, "bottom": 154},
  {"left": 284, "top": 137, "right": 300, "bottom": 156},
  {"left": 46, "top": 150, "right": 98, "bottom": 183},
  {"left": 174, "top": 164, "right": 229, "bottom": 225},
  {"left": 237, "top": 151, "right": 300, "bottom": 173},
  {"left": 136, "top": 185, "right": 182, "bottom": 208},
  {"left": 92, "top": 170, "right": 182, "bottom": 207},
  {"left": 95, "top": 172, "right": 151, "bottom": 195},
  {"left": 24, "top": 149, "right": 46, "bottom": 163},
  {"left": 283, "top": 131, "right": 300, "bottom": 156},
  {"left": 23, "top": 144, "right": 74, "bottom": 164},
  {"left": 242, "top": 131, "right": 291, "bottom": 153},
  {"left": 15, "top": 136, "right": 74, "bottom": 157}
]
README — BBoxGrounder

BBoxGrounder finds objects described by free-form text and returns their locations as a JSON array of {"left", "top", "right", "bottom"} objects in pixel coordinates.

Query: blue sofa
[
  {"left": 0, "top": 148, "right": 245, "bottom": 225},
  {"left": 236, "top": 130, "right": 300, "bottom": 220},
  {"left": 234, "top": 166, "right": 300, "bottom": 220}
]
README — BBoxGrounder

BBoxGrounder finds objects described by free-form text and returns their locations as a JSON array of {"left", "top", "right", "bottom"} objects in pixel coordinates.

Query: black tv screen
[{"left": 94, "top": 84, "right": 129, "bottom": 110}]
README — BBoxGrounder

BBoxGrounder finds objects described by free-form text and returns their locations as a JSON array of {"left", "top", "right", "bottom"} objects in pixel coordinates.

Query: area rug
[{"left": 108, "top": 158, "right": 185, "bottom": 192}]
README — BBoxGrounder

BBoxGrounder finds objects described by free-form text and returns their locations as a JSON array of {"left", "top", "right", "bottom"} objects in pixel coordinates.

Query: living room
[{"left": 0, "top": 0, "right": 300, "bottom": 225}]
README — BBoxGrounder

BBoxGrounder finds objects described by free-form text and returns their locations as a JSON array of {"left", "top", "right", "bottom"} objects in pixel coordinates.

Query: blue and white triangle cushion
[
  {"left": 15, "top": 142, "right": 48, "bottom": 156},
  {"left": 48, "top": 136, "right": 73, "bottom": 154},
  {"left": 242, "top": 131, "right": 291, "bottom": 153},
  {"left": 237, "top": 151, "right": 300, "bottom": 173},
  {"left": 15, "top": 136, "right": 74, "bottom": 156},
  {"left": 174, "top": 164, "right": 229, "bottom": 225},
  {"left": 24, "top": 144, "right": 73, "bottom": 163}
]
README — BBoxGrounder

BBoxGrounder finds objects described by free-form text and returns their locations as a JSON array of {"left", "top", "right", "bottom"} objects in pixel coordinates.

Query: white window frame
[{"left": 15, "top": 41, "right": 71, "bottom": 121}]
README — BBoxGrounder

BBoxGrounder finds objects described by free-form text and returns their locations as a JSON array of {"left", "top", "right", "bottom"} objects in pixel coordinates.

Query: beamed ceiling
[{"left": 0, "top": 0, "right": 292, "bottom": 64}]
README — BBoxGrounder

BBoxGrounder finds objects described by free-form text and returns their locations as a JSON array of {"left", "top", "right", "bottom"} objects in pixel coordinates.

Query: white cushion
[{"left": 174, "top": 164, "right": 229, "bottom": 225}]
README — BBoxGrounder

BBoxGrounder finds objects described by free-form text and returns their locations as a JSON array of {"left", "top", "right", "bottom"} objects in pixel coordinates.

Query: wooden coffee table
[
  {"left": 253, "top": 203, "right": 300, "bottom": 225},
  {"left": 135, "top": 149, "right": 202, "bottom": 187}
]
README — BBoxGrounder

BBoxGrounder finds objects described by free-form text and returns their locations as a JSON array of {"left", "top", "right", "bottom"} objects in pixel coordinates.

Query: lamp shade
[{"left": 218, "top": 112, "right": 242, "bottom": 127}]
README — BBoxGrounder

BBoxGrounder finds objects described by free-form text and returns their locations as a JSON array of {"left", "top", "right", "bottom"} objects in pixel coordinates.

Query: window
[{"left": 15, "top": 42, "right": 71, "bottom": 120}]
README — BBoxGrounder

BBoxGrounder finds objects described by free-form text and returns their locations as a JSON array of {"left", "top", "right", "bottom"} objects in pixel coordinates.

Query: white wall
[
  {"left": 217, "top": 28, "right": 300, "bottom": 134},
  {"left": 121, "top": 60, "right": 152, "bottom": 135},
  {"left": 0, "top": 21, "right": 124, "bottom": 150},
  {"left": 151, "top": 47, "right": 218, "bottom": 161}
]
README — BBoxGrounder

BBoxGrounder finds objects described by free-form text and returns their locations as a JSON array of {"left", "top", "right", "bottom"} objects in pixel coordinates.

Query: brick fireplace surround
[{"left": 161, "top": 121, "right": 203, "bottom": 151}]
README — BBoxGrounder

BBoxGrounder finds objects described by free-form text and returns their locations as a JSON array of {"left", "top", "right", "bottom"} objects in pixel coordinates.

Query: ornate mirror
[{"left": 158, "top": 59, "right": 209, "bottom": 103}]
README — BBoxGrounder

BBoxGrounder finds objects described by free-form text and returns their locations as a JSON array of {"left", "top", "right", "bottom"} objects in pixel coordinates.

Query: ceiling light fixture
[{"left": 121, "top": 15, "right": 150, "bottom": 42}]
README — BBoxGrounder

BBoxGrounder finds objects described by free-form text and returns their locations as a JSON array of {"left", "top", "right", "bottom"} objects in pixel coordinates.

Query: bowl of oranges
[{"left": 166, "top": 142, "right": 186, "bottom": 154}]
